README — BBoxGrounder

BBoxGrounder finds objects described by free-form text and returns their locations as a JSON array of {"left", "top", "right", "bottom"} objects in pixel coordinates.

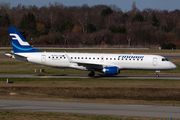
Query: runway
[
  {"left": 0, "top": 74, "right": 179, "bottom": 79},
  {"left": 0, "top": 99, "right": 180, "bottom": 118}
]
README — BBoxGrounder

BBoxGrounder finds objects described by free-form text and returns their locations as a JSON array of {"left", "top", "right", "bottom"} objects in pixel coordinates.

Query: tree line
[{"left": 0, "top": 2, "right": 180, "bottom": 48}]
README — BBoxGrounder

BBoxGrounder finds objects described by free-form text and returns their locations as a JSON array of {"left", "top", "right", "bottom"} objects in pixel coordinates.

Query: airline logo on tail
[
  {"left": 10, "top": 34, "right": 30, "bottom": 46},
  {"left": 8, "top": 27, "right": 42, "bottom": 53}
]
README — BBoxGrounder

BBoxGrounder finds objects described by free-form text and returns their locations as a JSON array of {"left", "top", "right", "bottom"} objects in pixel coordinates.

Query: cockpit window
[
  {"left": 165, "top": 58, "right": 169, "bottom": 61},
  {"left": 162, "top": 58, "right": 169, "bottom": 61}
]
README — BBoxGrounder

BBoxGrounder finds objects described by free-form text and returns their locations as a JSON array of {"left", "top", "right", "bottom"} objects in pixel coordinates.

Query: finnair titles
[
  {"left": 118, "top": 55, "right": 144, "bottom": 59},
  {"left": 5, "top": 27, "right": 177, "bottom": 77}
]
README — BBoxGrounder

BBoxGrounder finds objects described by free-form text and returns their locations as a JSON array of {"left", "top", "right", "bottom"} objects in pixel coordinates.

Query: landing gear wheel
[{"left": 88, "top": 71, "right": 95, "bottom": 77}]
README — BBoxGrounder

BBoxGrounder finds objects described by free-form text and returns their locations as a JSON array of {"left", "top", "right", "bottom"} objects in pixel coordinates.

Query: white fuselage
[{"left": 15, "top": 52, "right": 177, "bottom": 72}]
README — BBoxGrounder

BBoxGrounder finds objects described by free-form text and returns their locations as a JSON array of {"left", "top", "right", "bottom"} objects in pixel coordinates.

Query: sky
[{"left": 0, "top": 0, "right": 180, "bottom": 12}]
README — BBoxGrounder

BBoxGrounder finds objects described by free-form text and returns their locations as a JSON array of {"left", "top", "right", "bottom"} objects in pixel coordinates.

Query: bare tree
[
  {"left": 131, "top": 1, "right": 139, "bottom": 15},
  {"left": 62, "top": 31, "right": 70, "bottom": 45},
  {"left": 76, "top": 6, "right": 89, "bottom": 33}
]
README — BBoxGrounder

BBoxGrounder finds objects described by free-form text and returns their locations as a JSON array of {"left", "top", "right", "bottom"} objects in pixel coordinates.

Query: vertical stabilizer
[{"left": 8, "top": 27, "right": 41, "bottom": 53}]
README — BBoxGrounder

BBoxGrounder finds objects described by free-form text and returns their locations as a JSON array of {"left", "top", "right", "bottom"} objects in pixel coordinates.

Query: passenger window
[
  {"left": 125, "top": 58, "right": 127, "bottom": 60},
  {"left": 137, "top": 59, "right": 139, "bottom": 61},
  {"left": 93, "top": 58, "right": 95, "bottom": 60},
  {"left": 97, "top": 58, "right": 99, "bottom": 60},
  {"left": 106, "top": 58, "right": 108, "bottom": 60},
  {"left": 78, "top": 57, "right": 80, "bottom": 59},
  {"left": 129, "top": 59, "right": 131, "bottom": 60},
  {"left": 110, "top": 58, "right": 112, "bottom": 60},
  {"left": 75, "top": 57, "right": 76, "bottom": 59},
  {"left": 85, "top": 57, "right": 87, "bottom": 59},
  {"left": 114, "top": 58, "right": 116, "bottom": 60},
  {"left": 122, "top": 58, "right": 123, "bottom": 60},
  {"left": 82, "top": 57, "right": 83, "bottom": 59},
  {"left": 71, "top": 57, "right": 73, "bottom": 59},
  {"left": 141, "top": 59, "right": 143, "bottom": 61},
  {"left": 89, "top": 57, "right": 91, "bottom": 59},
  {"left": 64, "top": 57, "right": 66, "bottom": 59},
  {"left": 49, "top": 56, "right": 50, "bottom": 58}
]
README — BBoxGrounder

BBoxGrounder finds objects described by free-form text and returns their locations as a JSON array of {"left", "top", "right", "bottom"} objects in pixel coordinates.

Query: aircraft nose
[{"left": 171, "top": 63, "right": 177, "bottom": 69}]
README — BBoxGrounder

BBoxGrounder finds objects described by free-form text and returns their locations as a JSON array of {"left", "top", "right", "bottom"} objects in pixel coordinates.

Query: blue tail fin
[{"left": 8, "top": 27, "right": 41, "bottom": 53}]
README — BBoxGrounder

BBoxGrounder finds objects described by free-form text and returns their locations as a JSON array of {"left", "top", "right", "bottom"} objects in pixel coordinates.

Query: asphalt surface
[
  {"left": 0, "top": 53, "right": 7, "bottom": 57},
  {"left": 0, "top": 74, "right": 179, "bottom": 79},
  {"left": 0, "top": 99, "right": 180, "bottom": 118}
]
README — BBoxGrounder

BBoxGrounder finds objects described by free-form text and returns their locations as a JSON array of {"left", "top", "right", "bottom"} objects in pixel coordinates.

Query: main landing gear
[{"left": 88, "top": 71, "right": 95, "bottom": 77}]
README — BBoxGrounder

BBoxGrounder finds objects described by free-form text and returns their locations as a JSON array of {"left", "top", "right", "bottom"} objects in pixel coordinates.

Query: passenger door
[
  {"left": 153, "top": 58, "right": 157, "bottom": 66},
  {"left": 41, "top": 55, "right": 46, "bottom": 63}
]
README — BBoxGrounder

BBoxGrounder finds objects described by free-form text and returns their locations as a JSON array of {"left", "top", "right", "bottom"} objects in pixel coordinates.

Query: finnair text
[{"left": 118, "top": 56, "right": 144, "bottom": 59}]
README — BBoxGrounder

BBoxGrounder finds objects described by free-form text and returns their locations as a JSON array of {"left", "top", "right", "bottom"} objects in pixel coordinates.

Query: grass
[
  {"left": 44, "top": 49, "right": 180, "bottom": 55},
  {"left": 1, "top": 78, "right": 180, "bottom": 106},
  {"left": 0, "top": 110, "right": 175, "bottom": 120},
  {"left": 0, "top": 78, "right": 179, "bottom": 88},
  {"left": 38, "top": 48, "right": 180, "bottom": 54}
]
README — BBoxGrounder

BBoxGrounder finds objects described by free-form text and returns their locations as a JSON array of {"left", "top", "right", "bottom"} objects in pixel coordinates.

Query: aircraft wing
[{"left": 65, "top": 53, "right": 121, "bottom": 71}]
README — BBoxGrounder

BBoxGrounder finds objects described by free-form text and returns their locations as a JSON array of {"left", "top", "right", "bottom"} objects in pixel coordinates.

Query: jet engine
[{"left": 102, "top": 66, "right": 119, "bottom": 75}]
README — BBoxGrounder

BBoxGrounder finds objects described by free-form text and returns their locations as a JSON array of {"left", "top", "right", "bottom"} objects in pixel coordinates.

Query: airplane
[{"left": 5, "top": 27, "right": 177, "bottom": 77}]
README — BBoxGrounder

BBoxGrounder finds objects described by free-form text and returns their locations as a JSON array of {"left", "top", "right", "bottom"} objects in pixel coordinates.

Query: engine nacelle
[{"left": 102, "top": 66, "right": 119, "bottom": 75}]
